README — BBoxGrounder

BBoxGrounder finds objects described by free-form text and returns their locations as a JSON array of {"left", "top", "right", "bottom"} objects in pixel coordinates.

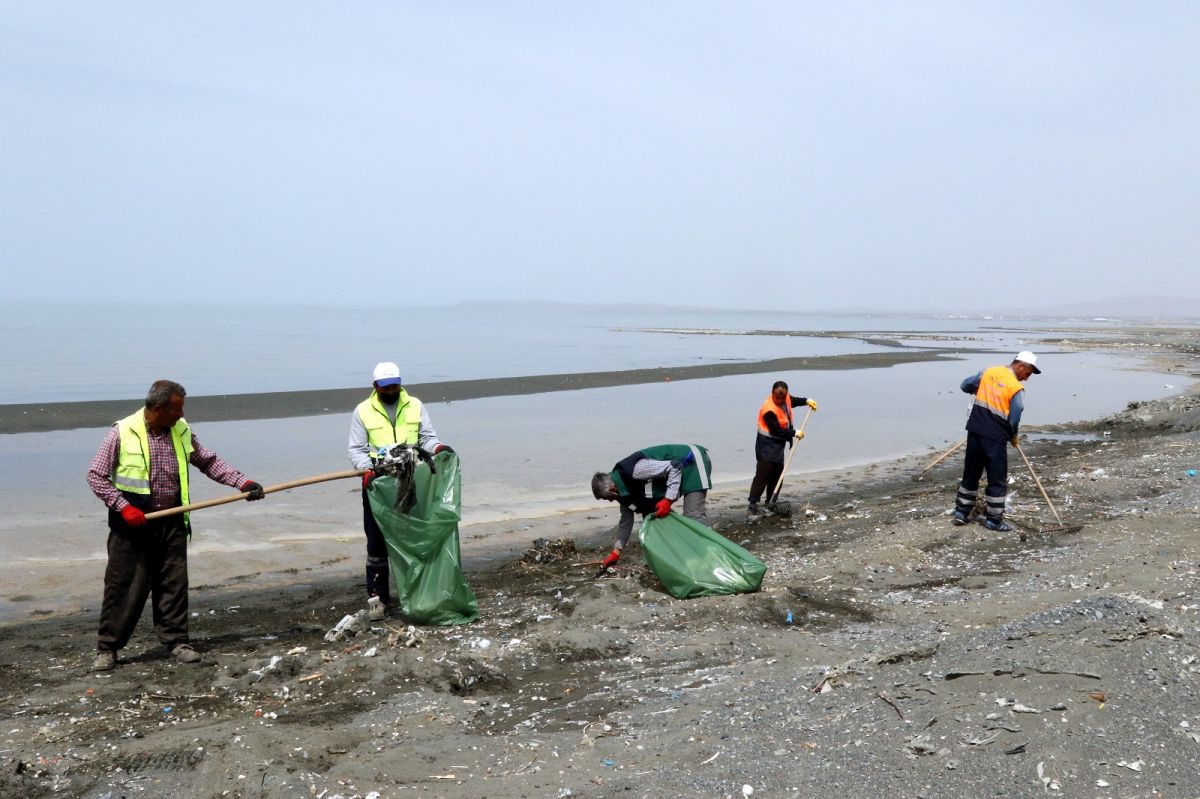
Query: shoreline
[{"left": 0, "top": 335, "right": 1192, "bottom": 626}]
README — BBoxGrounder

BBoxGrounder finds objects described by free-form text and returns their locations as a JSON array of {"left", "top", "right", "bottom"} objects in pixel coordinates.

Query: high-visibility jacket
[
  {"left": 112, "top": 409, "right": 194, "bottom": 523},
  {"left": 356, "top": 390, "right": 423, "bottom": 452},
  {"left": 966, "top": 365, "right": 1024, "bottom": 441},
  {"left": 610, "top": 444, "right": 712, "bottom": 516},
  {"left": 755, "top": 395, "right": 802, "bottom": 464},
  {"left": 757, "top": 396, "right": 794, "bottom": 436}
]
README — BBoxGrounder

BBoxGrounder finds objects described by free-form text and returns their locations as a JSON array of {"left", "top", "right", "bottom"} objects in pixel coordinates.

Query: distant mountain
[{"left": 453, "top": 297, "right": 1200, "bottom": 323}]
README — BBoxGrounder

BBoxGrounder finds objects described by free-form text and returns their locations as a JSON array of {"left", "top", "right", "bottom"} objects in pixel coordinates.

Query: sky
[{"left": 2, "top": 2, "right": 1198, "bottom": 313}]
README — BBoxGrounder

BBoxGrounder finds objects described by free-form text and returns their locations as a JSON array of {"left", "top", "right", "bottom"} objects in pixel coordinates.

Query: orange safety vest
[
  {"left": 972, "top": 365, "right": 1023, "bottom": 421},
  {"left": 757, "top": 396, "right": 793, "bottom": 436}
]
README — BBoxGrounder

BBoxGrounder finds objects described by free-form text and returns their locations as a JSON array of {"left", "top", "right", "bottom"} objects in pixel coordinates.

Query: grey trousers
[
  {"left": 682, "top": 490, "right": 708, "bottom": 520},
  {"left": 97, "top": 517, "right": 190, "bottom": 653}
]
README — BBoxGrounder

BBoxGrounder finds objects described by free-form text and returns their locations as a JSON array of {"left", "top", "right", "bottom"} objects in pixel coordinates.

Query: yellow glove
[
  {"left": 795, "top": 430, "right": 806, "bottom": 441},
  {"left": 806, "top": 398, "right": 819, "bottom": 411}
]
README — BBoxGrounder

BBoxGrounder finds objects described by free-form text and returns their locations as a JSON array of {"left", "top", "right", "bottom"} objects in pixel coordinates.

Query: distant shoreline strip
[{"left": 0, "top": 349, "right": 969, "bottom": 434}]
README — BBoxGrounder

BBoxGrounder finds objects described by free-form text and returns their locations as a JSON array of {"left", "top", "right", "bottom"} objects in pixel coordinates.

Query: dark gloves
[
  {"left": 362, "top": 470, "right": 376, "bottom": 489},
  {"left": 434, "top": 443, "right": 454, "bottom": 455},
  {"left": 119, "top": 504, "right": 146, "bottom": 527},
  {"left": 241, "top": 480, "right": 265, "bottom": 501},
  {"left": 654, "top": 497, "right": 674, "bottom": 518}
]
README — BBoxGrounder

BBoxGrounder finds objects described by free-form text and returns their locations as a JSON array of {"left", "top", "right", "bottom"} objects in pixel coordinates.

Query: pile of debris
[{"left": 522, "top": 537, "right": 578, "bottom": 564}]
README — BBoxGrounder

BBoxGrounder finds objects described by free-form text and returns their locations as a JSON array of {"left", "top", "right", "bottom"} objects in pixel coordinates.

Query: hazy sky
[{"left": 3, "top": 3, "right": 1198, "bottom": 312}]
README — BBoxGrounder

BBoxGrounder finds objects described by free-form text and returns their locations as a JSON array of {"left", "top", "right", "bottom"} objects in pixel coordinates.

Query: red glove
[
  {"left": 362, "top": 470, "right": 376, "bottom": 489},
  {"left": 654, "top": 498, "right": 674, "bottom": 518},
  {"left": 601, "top": 549, "right": 621, "bottom": 568},
  {"left": 241, "top": 480, "right": 265, "bottom": 501},
  {"left": 434, "top": 444, "right": 454, "bottom": 454},
  {"left": 119, "top": 505, "right": 147, "bottom": 528}
]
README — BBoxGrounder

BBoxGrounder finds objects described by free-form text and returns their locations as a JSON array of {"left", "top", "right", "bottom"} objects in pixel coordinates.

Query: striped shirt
[{"left": 86, "top": 425, "right": 248, "bottom": 512}]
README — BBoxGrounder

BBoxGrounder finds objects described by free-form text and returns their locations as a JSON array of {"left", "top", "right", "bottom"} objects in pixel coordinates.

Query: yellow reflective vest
[
  {"left": 112, "top": 409, "right": 194, "bottom": 521},
  {"left": 355, "top": 390, "right": 423, "bottom": 451}
]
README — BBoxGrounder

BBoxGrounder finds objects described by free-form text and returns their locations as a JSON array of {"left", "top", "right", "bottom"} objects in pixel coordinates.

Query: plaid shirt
[
  {"left": 614, "top": 457, "right": 682, "bottom": 550},
  {"left": 87, "top": 423, "right": 248, "bottom": 512}
]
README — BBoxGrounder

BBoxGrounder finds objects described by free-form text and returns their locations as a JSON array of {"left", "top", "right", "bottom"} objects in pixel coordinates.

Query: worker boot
[
  {"left": 366, "top": 557, "right": 391, "bottom": 609},
  {"left": 746, "top": 502, "right": 763, "bottom": 522},
  {"left": 367, "top": 596, "right": 386, "bottom": 622},
  {"left": 985, "top": 516, "right": 1013, "bottom": 533}
]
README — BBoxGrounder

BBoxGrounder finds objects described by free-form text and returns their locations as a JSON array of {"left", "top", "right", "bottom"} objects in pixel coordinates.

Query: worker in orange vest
[
  {"left": 952, "top": 351, "right": 1041, "bottom": 532},
  {"left": 748, "top": 380, "right": 817, "bottom": 520}
]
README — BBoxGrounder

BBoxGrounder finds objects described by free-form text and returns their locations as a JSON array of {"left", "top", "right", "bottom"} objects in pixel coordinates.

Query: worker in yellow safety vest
[
  {"left": 86, "top": 379, "right": 265, "bottom": 672},
  {"left": 348, "top": 362, "right": 453, "bottom": 620}
]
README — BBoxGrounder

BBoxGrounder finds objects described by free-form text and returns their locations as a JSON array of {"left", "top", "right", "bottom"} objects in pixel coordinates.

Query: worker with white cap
[
  {"left": 348, "top": 362, "right": 451, "bottom": 619},
  {"left": 951, "top": 351, "right": 1041, "bottom": 533}
]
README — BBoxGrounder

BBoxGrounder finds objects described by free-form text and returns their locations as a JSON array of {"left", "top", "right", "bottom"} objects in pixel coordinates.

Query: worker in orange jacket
[
  {"left": 952, "top": 351, "right": 1041, "bottom": 533},
  {"left": 748, "top": 380, "right": 817, "bottom": 520}
]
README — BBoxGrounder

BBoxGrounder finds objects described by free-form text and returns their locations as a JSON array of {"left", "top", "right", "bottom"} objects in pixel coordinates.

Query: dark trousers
[
  {"left": 362, "top": 487, "right": 391, "bottom": 602},
  {"left": 97, "top": 516, "right": 190, "bottom": 653},
  {"left": 956, "top": 432, "right": 1009, "bottom": 520},
  {"left": 748, "top": 459, "right": 785, "bottom": 504}
]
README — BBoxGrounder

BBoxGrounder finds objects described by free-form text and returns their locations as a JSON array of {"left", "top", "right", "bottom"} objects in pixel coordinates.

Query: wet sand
[{"left": 0, "top": 349, "right": 973, "bottom": 434}]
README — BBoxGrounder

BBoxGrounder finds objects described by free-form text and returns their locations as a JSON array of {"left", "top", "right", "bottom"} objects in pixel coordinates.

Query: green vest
[
  {"left": 356, "top": 390, "right": 423, "bottom": 452},
  {"left": 610, "top": 443, "right": 713, "bottom": 510},
  {"left": 113, "top": 409, "right": 195, "bottom": 523}
]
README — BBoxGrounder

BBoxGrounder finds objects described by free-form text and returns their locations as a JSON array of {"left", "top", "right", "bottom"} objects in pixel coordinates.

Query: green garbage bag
[
  {"left": 638, "top": 513, "right": 767, "bottom": 599},
  {"left": 367, "top": 451, "right": 478, "bottom": 625}
]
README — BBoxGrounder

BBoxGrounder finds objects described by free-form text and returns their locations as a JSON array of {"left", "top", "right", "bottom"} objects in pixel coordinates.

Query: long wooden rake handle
[
  {"left": 771, "top": 406, "right": 814, "bottom": 500},
  {"left": 1014, "top": 442, "right": 1063, "bottom": 525},
  {"left": 916, "top": 438, "right": 967, "bottom": 477},
  {"left": 143, "top": 469, "right": 367, "bottom": 521}
]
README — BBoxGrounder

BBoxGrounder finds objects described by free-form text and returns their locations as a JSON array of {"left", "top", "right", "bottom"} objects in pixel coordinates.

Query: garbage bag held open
[
  {"left": 638, "top": 513, "right": 767, "bottom": 599},
  {"left": 367, "top": 451, "right": 479, "bottom": 625}
]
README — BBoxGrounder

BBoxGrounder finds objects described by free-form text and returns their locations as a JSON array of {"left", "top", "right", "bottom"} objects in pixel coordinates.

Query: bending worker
[
  {"left": 86, "top": 380, "right": 265, "bottom": 672},
  {"left": 591, "top": 444, "right": 713, "bottom": 569},
  {"left": 349, "top": 362, "right": 452, "bottom": 621},
  {"left": 952, "top": 350, "right": 1041, "bottom": 533},
  {"left": 748, "top": 380, "right": 817, "bottom": 520}
]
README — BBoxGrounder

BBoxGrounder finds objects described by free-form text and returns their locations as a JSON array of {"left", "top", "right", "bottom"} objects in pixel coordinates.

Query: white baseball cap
[
  {"left": 1014, "top": 351, "right": 1041, "bottom": 374},
  {"left": 372, "top": 361, "right": 402, "bottom": 386}
]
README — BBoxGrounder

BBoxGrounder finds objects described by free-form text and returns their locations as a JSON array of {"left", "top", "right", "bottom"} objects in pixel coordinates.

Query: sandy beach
[{"left": 2, "top": 327, "right": 1199, "bottom": 798}]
